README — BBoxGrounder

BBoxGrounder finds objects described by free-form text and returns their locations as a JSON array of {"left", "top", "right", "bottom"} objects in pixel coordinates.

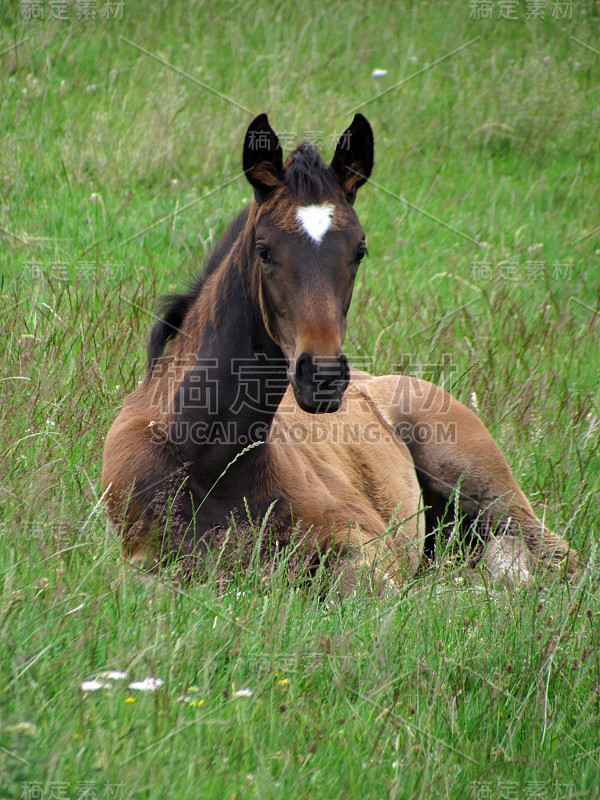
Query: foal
[{"left": 102, "top": 113, "right": 577, "bottom": 586}]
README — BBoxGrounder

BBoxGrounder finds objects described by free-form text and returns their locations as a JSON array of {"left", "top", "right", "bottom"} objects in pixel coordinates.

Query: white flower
[
  {"left": 234, "top": 688, "right": 254, "bottom": 697},
  {"left": 128, "top": 677, "right": 164, "bottom": 691},
  {"left": 469, "top": 392, "right": 480, "bottom": 414},
  {"left": 101, "top": 670, "right": 128, "bottom": 681},
  {"left": 372, "top": 68, "right": 387, "bottom": 77},
  {"left": 80, "top": 679, "right": 112, "bottom": 692},
  {"left": 527, "top": 243, "right": 543, "bottom": 254}
]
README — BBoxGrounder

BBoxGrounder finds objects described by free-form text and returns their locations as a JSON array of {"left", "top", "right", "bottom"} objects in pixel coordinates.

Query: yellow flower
[
  {"left": 278, "top": 678, "right": 289, "bottom": 686},
  {"left": 191, "top": 699, "right": 204, "bottom": 708},
  {"left": 125, "top": 697, "right": 136, "bottom": 704}
]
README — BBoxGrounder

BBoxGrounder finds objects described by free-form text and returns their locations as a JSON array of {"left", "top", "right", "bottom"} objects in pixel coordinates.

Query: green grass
[{"left": 1, "top": 1, "right": 600, "bottom": 797}]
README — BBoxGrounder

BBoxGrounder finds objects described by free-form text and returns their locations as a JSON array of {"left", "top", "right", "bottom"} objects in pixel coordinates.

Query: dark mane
[
  {"left": 283, "top": 142, "right": 339, "bottom": 203},
  {"left": 146, "top": 205, "right": 250, "bottom": 370}
]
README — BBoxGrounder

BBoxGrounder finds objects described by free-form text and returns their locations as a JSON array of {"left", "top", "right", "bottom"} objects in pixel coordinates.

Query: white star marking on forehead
[{"left": 296, "top": 204, "right": 334, "bottom": 244}]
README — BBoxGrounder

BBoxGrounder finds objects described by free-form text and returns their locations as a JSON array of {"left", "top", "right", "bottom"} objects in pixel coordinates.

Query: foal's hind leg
[
  {"left": 358, "top": 375, "right": 578, "bottom": 580},
  {"left": 480, "top": 535, "right": 533, "bottom": 586}
]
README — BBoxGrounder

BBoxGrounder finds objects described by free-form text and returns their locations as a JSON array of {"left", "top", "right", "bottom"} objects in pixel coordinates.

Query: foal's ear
[
  {"left": 330, "top": 114, "right": 374, "bottom": 204},
  {"left": 243, "top": 113, "right": 284, "bottom": 204}
]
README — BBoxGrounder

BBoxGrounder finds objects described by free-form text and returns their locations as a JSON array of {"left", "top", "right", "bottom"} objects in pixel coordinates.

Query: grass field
[{"left": 1, "top": 1, "right": 600, "bottom": 797}]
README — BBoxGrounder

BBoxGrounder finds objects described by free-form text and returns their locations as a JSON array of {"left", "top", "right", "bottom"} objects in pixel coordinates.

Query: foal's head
[{"left": 243, "top": 113, "right": 373, "bottom": 413}]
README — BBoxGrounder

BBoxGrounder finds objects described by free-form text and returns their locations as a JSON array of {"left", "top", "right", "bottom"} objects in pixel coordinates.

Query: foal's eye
[
  {"left": 255, "top": 243, "right": 271, "bottom": 264},
  {"left": 355, "top": 243, "right": 368, "bottom": 263}
]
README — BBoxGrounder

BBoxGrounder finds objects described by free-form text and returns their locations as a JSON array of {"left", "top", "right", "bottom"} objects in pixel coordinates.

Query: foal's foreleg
[{"left": 362, "top": 376, "right": 577, "bottom": 580}]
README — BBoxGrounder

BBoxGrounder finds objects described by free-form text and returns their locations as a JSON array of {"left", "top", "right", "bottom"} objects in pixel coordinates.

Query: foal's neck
[{"left": 172, "top": 215, "right": 288, "bottom": 482}]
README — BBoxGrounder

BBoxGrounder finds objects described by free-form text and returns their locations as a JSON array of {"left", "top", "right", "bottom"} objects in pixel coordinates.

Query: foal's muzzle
[{"left": 291, "top": 352, "right": 350, "bottom": 414}]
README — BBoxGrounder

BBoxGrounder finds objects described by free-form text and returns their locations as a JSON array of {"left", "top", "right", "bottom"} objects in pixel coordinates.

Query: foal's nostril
[
  {"left": 319, "top": 355, "right": 348, "bottom": 390},
  {"left": 339, "top": 354, "right": 350, "bottom": 386},
  {"left": 295, "top": 352, "right": 315, "bottom": 389}
]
